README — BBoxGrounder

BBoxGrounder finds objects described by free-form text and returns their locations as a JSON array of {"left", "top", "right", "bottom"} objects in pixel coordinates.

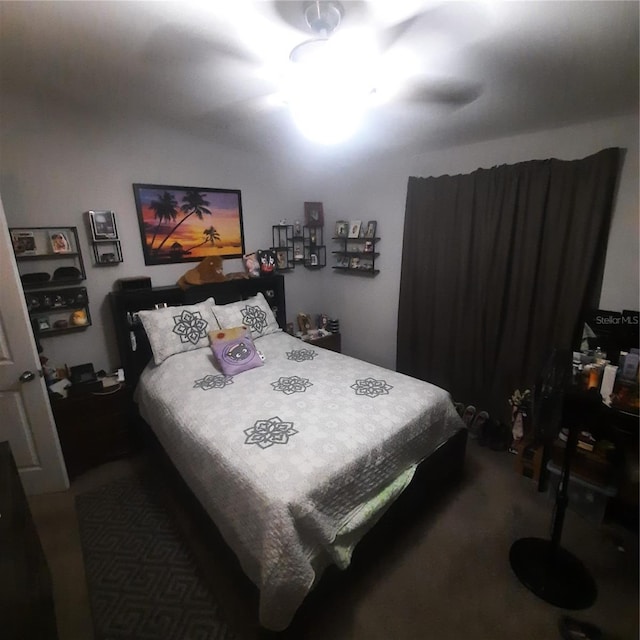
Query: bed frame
[{"left": 108, "top": 274, "right": 467, "bottom": 630}]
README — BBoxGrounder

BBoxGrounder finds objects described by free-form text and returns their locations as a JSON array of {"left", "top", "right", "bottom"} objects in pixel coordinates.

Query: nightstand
[
  {"left": 50, "top": 384, "right": 137, "bottom": 479},
  {"left": 300, "top": 332, "right": 341, "bottom": 353}
]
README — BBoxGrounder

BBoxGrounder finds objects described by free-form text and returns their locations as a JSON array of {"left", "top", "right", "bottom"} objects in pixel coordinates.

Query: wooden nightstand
[
  {"left": 300, "top": 332, "right": 341, "bottom": 353},
  {"left": 50, "top": 384, "right": 137, "bottom": 479}
]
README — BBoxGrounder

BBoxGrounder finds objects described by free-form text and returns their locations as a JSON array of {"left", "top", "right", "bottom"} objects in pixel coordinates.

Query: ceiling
[{"left": 1, "top": 1, "right": 638, "bottom": 158}]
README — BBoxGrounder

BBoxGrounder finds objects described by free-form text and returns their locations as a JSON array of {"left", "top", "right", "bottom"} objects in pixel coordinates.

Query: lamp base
[{"left": 509, "top": 537, "right": 597, "bottom": 609}]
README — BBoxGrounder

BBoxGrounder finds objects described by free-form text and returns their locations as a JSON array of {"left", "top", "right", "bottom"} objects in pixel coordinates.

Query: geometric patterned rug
[{"left": 75, "top": 475, "right": 238, "bottom": 640}]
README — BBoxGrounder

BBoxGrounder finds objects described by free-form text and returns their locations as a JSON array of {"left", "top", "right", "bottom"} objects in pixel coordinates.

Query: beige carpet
[{"left": 29, "top": 443, "right": 639, "bottom": 640}]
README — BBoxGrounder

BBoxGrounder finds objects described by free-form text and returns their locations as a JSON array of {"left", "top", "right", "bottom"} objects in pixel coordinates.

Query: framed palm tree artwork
[{"left": 133, "top": 183, "right": 245, "bottom": 265}]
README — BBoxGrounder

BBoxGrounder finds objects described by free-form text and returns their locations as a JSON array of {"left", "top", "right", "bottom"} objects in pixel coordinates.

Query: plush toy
[
  {"left": 243, "top": 252, "right": 260, "bottom": 278},
  {"left": 178, "top": 255, "right": 225, "bottom": 289},
  {"left": 70, "top": 309, "right": 88, "bottom": 326}
]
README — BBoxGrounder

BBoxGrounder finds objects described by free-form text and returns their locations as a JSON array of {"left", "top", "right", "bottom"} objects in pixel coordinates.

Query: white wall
[
  {"left": 1, "top": 93, "right": 637, "bottom": 375},
  {"left": 0, "top": 96, "right": 321, "bottom": 372}
]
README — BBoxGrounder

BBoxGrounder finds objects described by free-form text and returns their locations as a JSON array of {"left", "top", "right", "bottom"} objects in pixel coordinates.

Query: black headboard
[{"left": 109, "top": 275, "right": 286, "bottom": 386}]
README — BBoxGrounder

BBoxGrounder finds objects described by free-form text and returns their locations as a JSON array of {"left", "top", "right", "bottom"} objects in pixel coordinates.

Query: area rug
[{"left": 76, "top": 474, "right": 238, "bottom": 640}]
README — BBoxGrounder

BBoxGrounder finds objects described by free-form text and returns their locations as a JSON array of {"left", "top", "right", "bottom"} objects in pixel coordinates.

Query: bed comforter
[{"left": 135, "top": 331, "right": 463, "bottom": 630}]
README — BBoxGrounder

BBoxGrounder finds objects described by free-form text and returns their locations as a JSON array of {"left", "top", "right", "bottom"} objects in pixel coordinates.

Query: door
[{"left": 0, "top": 196, "right": 68, "bottom": 494}]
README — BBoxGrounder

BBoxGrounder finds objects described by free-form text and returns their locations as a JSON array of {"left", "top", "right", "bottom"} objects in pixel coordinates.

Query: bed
[{"left": 109, "top": 275, "right": 467, "bottom": 631}]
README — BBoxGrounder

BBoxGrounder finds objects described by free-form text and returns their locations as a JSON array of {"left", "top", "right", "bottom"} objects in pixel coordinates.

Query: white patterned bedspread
[{"left": 135, "top": 331, "right": 464, "bottom": 630}]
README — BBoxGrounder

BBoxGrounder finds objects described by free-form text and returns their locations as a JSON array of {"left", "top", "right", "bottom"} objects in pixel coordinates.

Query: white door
[{"left": 0, "top": 196, "right": 68, "bottom": 494}]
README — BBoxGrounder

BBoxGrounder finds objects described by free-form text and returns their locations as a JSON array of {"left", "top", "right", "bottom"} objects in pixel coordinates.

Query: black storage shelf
[
  {"left": 332, "top": 266, "right": 380, "bottom": 276},
  {"left": 16, "top": 252, "right": 80, "bottom": 261},
  {"left": 10, "top": 226, "right": 91, "bottom": 338},
  {"left": 22, "top": 277, "right": 84, "bottom": 290},
  {"left": 332, "top": 229, "right": 380, "bottom": 275}
]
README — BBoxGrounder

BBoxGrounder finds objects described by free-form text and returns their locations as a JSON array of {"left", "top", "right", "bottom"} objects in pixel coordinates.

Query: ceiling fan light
[
  {"left": 289, "top": 90, "right": 365, "bottom": 145},
  {"left": 304, "top": 1, "right": 342, "bottom": 37}
]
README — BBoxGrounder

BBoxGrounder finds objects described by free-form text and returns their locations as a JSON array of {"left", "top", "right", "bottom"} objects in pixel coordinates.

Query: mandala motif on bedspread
[
  {"left": 244, "top": 417, "right": 298, "bottom": 449},
  {"left": 286, "top": 348, "right": 318, "bottom": 362},
  {"left": 172, "top": 309, "right": 208, "bottom": 344},
  {"left": 241, "top": 305, "right": 267, "bottom": 334},
  {"left": 351, "top": 377, "right": 393, "bottom": 398},
  {"left": 193, "top": 374, "right": 234, "bottom": 390},
  {"left": 270, "top": 376, "right": 312, "bottom": 395}
]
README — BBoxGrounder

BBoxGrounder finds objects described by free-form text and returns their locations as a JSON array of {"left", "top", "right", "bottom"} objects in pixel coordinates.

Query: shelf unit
[
  {"left": 10, "top": 226, "right": 92, "bottom": 337},
  {"left": 271, "top": 224, "right": 326, "bottom": 270},
  {"left": 332, "top": 235, "right": 380, "bottom": 276},
  {"left": 86, "top": 210, "right": 123, "bottom": 266},
  {"left": 271, "top": 225, "right": 294, "bottom": 271}
]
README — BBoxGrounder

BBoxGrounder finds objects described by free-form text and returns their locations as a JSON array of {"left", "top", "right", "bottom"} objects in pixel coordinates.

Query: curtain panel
[{"left": 396, "top": 148, "right": 621, "bottom": 422}]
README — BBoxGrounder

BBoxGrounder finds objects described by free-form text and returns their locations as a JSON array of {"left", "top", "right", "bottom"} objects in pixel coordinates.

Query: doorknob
[{"left": 19, "top": 370, "right": 36, "bottom": 383}]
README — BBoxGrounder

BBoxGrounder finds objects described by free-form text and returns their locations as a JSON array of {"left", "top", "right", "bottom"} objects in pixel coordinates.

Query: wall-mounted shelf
[
  {"left": 271, "top": 224, "right": 326, "bottom": 270},
  {"left": 10, "top": 226, "right": 92, "bottom": 337},
  {"left": 332, "top": 234, "right": 380, "bottom": 276},
  {"left": 86, "top": 210, "right": 123, "bottom": 266}
]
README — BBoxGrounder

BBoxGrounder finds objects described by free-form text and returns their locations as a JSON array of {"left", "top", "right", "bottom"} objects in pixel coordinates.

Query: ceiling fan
[{"left": 273, "top": 1, "right": 482, "bottom": 142}]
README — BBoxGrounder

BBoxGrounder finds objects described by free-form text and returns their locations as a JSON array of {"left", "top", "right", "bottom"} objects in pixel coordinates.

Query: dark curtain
[{"left": 396, "top": 148, "right": 621, "bottom": 422}]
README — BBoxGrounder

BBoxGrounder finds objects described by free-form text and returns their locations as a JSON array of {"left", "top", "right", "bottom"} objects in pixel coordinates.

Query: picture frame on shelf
[
  {"left": 11, "top": 230, "right": 36, "bottom": 255},
  {"left": 310, "top": 252, "right": 319, "bottom": 266},
  {"left": 364, "top": 220, "right": 377, "bottom": 239},
  {"left": 335, "top": 220, "right": 348, "bottom": 238},
  {"left": 133, "top": 183, "right": 245, "bottom": 265},
  {"left": 338, "top": 256, "right": 350, "bottom": 268},
  {"left": 37, "top": 317, "right": 50, "bottom": 332},
  {"left": 364, "top": 240, "right": 373, "bottom": 252},
  {"left": 348, "top": 220, "right": 362, "bottom": 238},
  {"left": 350, "top": 256, "right": 361, "bottom": 269},
  {"left": 49, "top": 231, "right": 71, "bottom": 254},
  {"left": 304, "top": 202, "right": 324, "bottom": 227},
  {"left": 88, "top": 210, "right": 118, "bottom": 240},
  {"left": 276, "top": 250, "right": 288, "bottom": 270}
]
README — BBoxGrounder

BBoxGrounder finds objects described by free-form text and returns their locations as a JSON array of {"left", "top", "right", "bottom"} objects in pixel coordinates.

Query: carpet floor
[
  {"left": 37, "top": 443, "right": 638, "bottom": 640},
  {"left": 76, "top": 474, "right": 237, "bottom": 640}
]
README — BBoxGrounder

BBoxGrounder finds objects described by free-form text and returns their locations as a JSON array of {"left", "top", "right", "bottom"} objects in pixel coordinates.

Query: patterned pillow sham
[
  {"left": 209, "top": 326, "right": 264, "bottom": 376},
  {"left": 213, "top": 292, "right": 281, "bottom": 339},
  {"left": 138, "top": 298, "right": 219, "bottom": 365}
]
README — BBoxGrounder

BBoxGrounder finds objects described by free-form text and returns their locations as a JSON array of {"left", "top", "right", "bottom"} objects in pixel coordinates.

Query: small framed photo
[
  {"left": 364, "top": 220, "right": 377, "bottom": 239},
  {"left": 11, "top": 230, "right": 36, "bottom": 255},
  {"left": 348, "top": 221, "right": 362, "bottom": 238},
  {"left": 310, "top": 252, "right": 319, "bottom": 266},
  {"left": 276, "top": 250, "right": 288, "bottom": 270},
  {"left": 37, "top": 317, "right": 50, "bottom": 332},
  {"left": 88, "top": 210, "right": 118, "bottom": 240},
  {"left": 364, "top": 240, "right": 373, "bottom": 252},
  {"left": 49, "top": 231, "right": 71, "bottom": 253},
  {"left": 349, "top": 256, "right": 361, "bottom": 269},
  {"left": 335, "top": 220, "right": 348, "bottom": 238},
  {"left": 304, "top": 202, "right": 324, "bottom": 227},
  {"left": 339, "top": 256, "right": 350, "bottom": 268}
]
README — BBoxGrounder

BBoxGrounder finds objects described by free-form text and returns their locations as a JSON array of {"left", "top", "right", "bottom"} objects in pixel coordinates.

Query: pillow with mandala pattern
[
  {"left": 138, "top": 298, "right": 219, "bottom": 365},
  {"left": 212, "top": 292, "right": 280, "bottom": 339}
]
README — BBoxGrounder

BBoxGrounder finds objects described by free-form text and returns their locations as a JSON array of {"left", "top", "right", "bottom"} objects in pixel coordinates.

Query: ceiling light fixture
[{"left": 286, "top": 2, "right": 377, "bottom": 144}]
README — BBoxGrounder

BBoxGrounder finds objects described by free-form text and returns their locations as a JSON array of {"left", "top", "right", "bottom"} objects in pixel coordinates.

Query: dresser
[{"left": 0, "top": 441, "right": 58, "bottom": 639}]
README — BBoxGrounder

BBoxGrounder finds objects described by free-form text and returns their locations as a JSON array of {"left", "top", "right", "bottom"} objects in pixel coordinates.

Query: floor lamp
[{"left": 509, "top": 385, "right": 598, "bottom": 609}]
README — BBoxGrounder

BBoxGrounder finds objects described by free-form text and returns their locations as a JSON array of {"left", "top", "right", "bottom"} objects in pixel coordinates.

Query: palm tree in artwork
[
  {"left": 154, "top": 189, "right": 212, "bottom": 253},
  {"left": 148, "top": 191, "right": 178, "bottom": 251},
  {"left": 188, "top": 226, "right": 221, "bottom": 252}
]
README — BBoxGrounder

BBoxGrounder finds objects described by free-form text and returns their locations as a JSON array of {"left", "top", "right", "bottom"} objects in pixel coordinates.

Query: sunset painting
[{"left": 133, "top": 183, "right": 245, "bottom": 265}]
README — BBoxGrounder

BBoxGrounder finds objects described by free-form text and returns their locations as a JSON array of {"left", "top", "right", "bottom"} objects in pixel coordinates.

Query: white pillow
[
  {"left": 138, "top": 298, "right": 219, "bottom": 365},
  {"left": 213, "top": 292, "right": 281, "bottom": 339}
]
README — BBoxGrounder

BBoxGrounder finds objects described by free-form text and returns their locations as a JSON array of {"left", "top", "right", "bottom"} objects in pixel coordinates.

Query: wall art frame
[{"left": 133, "top": 183, "right": 245, "bottom": 265}]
